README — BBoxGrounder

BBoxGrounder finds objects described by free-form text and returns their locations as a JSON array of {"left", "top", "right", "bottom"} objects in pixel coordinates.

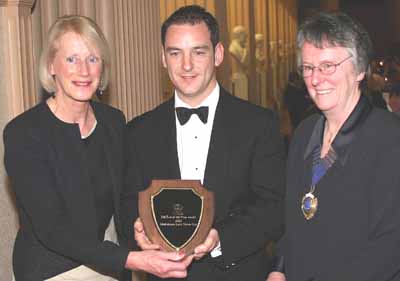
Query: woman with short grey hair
[{"left": 267, "top": 12, "right": 400, "bottom": 281}]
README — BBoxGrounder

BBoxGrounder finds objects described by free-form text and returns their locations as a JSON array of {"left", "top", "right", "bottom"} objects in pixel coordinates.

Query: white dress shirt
[
  {"left": 175, "top": 84, "right": 219, "bottom": 183},
  {"left": 174, "top": 83, "right": 222, "bottom": 257}
]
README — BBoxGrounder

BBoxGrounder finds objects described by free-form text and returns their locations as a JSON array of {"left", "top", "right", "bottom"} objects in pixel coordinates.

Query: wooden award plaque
[{"left": 138, "top": 179, "right": 214, "bottom": 255}]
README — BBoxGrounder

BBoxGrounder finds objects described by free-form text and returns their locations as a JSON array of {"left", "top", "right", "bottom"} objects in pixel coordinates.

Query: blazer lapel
[
  {"left": 93, "top": 115, "right": 118, "bottom": 190},
  {"left": 161, "top": 98, "right": 181, "bottom": 179},
  {"left": 93, "top": 106, "right": 121, "bottom": 217},
  {"left": 203, "top": 90, "right": 230, "bottom": 192}
]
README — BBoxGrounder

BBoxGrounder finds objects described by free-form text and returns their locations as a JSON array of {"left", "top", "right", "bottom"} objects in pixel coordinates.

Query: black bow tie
[{"left": 175, "top": 106, "right": 209, "bottom": 125}]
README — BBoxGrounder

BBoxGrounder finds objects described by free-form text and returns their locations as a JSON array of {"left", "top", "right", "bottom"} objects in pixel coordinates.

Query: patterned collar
[{"left": 304, "top": 94, "right": 372, "bottom": 165}]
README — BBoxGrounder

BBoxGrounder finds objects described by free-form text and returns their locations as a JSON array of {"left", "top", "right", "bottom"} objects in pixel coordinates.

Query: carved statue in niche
[
  {"left": 269, "top": 41, "right": 277, "bottom": 68},
  {"left": 255, "top": 33, "right": 268, "bottom": 107},
  {"left": 268, "top": 40, "right": 279, "bottom": 109},
  {"left": 277, "top": 40, "right": 285, "bottom": 62},
  {"left": 277, "top": 39, "right": 286, "bottom": 93},
  {"left": 229, "top": 25, "right": 249, "bottom": 100},
  {"left": 255, "top": 33, "right": 266, "bottom": 73}
]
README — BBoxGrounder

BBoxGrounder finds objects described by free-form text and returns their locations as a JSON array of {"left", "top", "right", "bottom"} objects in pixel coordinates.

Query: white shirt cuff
[{"left": 210, "top": 241, "right": 222, "bottom": 258}]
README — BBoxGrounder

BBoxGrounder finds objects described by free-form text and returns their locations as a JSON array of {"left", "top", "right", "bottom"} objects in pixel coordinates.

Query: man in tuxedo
[{"left": 121, "top": 5, "right": 285, "bottom": 281}]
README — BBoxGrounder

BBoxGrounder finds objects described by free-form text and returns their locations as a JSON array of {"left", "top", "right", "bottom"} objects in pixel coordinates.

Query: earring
[{"left": 98, "top": 80, "right": 104, "bottom": 96}]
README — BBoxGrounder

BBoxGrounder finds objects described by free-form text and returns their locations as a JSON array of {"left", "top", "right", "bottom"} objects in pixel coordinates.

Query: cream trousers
[
  {"left": 11, "top": 217, "right": 119, "bottom": 281},
  {"left": 44, "top": 265, "right": 117, "bottom": 281},
  {"left": 45, "top": 216, "right": 119, "bottom": 281}
]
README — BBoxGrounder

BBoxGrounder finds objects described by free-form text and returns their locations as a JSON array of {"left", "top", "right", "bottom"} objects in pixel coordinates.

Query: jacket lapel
[
  {"left": 92, "top": 104, "right": 122, "bottom": 227},
  {"left": 161, "top": 98, "right": 181, "bottom": 179},
  {"left": 95, "top": 109, "right": 120, "bottom": 189},
  {"left": 203, "top": 89, "right": 230, "bottom": 192}
]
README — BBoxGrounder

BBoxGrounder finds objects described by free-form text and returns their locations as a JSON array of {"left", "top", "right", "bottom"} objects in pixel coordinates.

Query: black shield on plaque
[{"left": 151, "top": 188, "right": 202, "bottom": 250}]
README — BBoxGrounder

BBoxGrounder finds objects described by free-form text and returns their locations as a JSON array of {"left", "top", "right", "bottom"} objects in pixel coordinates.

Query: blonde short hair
[{"left": 39, "top": 15, "right": 111, "bottom": 93}]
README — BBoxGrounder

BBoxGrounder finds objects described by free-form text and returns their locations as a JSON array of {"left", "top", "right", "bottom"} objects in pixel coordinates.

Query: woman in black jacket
[
  {"left": 4, "top": 15, "right": 190, "bottom": 281},
  {"left": 267, "top": 12, "right": 400, "bottom": 281}
]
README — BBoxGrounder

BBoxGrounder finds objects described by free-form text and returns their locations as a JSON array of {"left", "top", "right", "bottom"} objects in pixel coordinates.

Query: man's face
[{"left": 162, "top": 22, "right": 224, "bottom": 106}]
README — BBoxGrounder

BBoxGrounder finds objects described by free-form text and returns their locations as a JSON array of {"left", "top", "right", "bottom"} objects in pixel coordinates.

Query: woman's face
[
  {"left": 301, "top": 41, "right": 365, "bottom": 118},
  {"left": 50, "top": 32, "right": 102, "bottom": 102}
]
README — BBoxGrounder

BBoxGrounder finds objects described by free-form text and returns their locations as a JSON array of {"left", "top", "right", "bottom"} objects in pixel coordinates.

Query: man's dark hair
[{"left": 161, "top": 5, "right": 219, "bottom": 48}]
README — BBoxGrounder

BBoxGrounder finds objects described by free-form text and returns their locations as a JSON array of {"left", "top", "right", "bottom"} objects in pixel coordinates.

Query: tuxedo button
[{"left": 225, "top": 262, "right": 236, "bottom": 270}]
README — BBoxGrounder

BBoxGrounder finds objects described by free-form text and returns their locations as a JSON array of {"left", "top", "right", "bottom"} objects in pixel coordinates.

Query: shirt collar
[
  {"left": 304, "top": 94, "right": 372, "bottom": 165},
  {"left": 174, "top": 84, "right": 220, "bottom": 126}
]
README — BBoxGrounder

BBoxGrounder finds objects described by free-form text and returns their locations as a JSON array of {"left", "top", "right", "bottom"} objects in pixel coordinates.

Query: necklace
[
  {"left": 301, "top": 146, "right": 337, "bottom": 220},
  {"left": 301, "top": 185, "right": 318, "bottom": 220}
]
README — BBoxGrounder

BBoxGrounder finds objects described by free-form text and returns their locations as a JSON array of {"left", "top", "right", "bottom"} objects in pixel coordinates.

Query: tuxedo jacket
[
  {"left": 4, "top": 101, "right": 129, "bottom": 281},
  {"left": 122, "top": 88, "right": 286, "bottom": 281},
  {"left": 281, "top": 96, "right": 400, "bottom": 281}
]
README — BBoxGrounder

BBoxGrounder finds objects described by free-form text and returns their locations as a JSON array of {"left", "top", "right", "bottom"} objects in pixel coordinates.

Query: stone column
[
  {"left": 0, "top": 1, "right": 36, "bottom": 279},
  {"left": 0, "top": 0, "right": 38, "bottom": 116}
]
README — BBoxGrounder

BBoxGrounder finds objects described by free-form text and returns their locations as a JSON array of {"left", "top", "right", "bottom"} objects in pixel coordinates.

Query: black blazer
[
  {"left": 122, "top": 88, "right": 286, "bottom": 281},
  {"left": 281, "top": 97, "right": 400, "bottom": 281},
  {"left": 4, "top": 101, "right": 129, "bottom": 280}
]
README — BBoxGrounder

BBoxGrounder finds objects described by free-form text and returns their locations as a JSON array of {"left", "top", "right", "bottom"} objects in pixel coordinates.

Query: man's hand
[
  {"left": 193, "top": 228, "right": 220, "bottom": 260},
  {"left": 135, "top": 218, "right": 219, "bottom": 261},
  {"left": 126, "top": 250, "right": 193, "bottom": 278},
  {"left": 266, "top": 272, "right": 286, "bottom": 281},
  {"left": 134, "top": 217, "right": 160, "bottom": 250}
]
